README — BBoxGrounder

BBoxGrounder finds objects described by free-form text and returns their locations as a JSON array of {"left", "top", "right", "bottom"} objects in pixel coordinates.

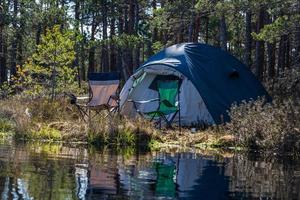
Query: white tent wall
[{"left": 120, "top": 65, "right": 215, "bottom": 126}]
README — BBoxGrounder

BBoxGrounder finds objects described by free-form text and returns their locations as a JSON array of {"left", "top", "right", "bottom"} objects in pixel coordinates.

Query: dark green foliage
[{"left": 0, "top": 0, "right": 299, "bottom": 84}]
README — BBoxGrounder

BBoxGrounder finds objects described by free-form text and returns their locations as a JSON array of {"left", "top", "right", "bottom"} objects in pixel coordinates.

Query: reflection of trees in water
[
  {"left": 0, "top": 143, "right": 85, "bottom": 200},
  {"left": 225, "top": 153, "right": 300, "bottom": 199},
  {"left": 2, "top": 143, "right": 300, "bottom": 200},
  {"left": 0, "top": 177, "right": 34, "bottom": 199}
]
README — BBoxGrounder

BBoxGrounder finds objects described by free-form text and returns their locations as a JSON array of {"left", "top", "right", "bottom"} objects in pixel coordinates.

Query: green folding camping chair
[{"left": 129, "top": 80, "right": 181, "bottom": 129}]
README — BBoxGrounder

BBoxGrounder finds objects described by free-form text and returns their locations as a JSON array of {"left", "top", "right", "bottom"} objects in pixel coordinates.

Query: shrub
[
  {"left": 226, "top": 66, "right": 300, "bottom": 153},
  {"left": 226, "top": 98, "right": 300, "bottom": 152}
]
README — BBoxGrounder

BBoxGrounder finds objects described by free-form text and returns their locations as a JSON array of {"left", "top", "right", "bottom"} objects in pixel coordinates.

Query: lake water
[{"left": 0, "top": 141, "right": 300, "bottom": 200}]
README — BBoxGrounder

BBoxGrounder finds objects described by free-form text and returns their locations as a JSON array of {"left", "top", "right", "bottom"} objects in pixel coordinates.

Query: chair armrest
[
  {"left": 161, "top": 99, "right": 179, "bottom": 108},
  {"left": 128, "top": 98, "right": 159, "bottom": 104},
  {"left": 76, "top": 96, "right": 90, "bottom": 100},
  {"left": 110, "top": 95, "right": 119, "bottom": 101}
]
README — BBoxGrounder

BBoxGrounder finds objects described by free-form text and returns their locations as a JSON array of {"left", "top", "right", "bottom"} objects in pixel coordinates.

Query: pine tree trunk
[
  {"left": 265, "top": 13, "right": 275, "bottom": 78},
  {"left": 244, "top": 9, "right": 252, "bottom": 67},
  {"left": 285, "top": 35, "right": 290, "bottom": 68},
  {"left": 88, "top": 14, "right": 96, "bottom": 74},
  {"left": 80, "top": 1, "right": 86, "bottom": 80},
  {"left": 101, "top": 0, "right": 109, "bottom": 72},
  {"left": 278, "top": 35, "right": 287, "bottom": 73},
  {"left": 267, "top": 42, "right": 275, "bottom": 78},
  {"left": 254, "top": 7, "right": 265, "bottom": 80},
  {"left": 179, "top": 12, "right": 184, "bottom": 43},
  {"left": 219, "top": 14, "right": 227, "bottom": 51},
  {"left": 126, "top": 1, "right": 134, "bottom": 74},
  {"left": 152, "top": 0, "right": 158, "bottom": 43},
  {"left": 17, "top": 0, "right": 24, "bottom": 64},
  {"left": 193, "top": 14, "right": 200, "bottom": 42},
  {"left": 134, "top": 0, "right": 140, "bottom": 71},
  {"left": 36, "top": 23, "right": 42, "bottom": 45},
  {"left": 0, "top": 5, "right": 6, "bottom": 84},
  {"left": 10, "top": 0, "right": 18, "bottom": 76},
  {"left": 188, "top": 0, "right": 196, "bottom": 42},
  {"left": 109, "top": 0, "right": 116, "bottom": 72},
  {"left": 117, "top": 3, "right": 124, "bottom": 78},
  {"left": 205, "top": 17, "right": 209, "bottom": 44},
  {"left": 296, "top": 2, "right": 300, "bottom": 65},
  {"left": 295, "top": 27, "right": 300, "bottom": 65},
  {"left": 74, "top": 0, "right": 81, "bottom": 86}
]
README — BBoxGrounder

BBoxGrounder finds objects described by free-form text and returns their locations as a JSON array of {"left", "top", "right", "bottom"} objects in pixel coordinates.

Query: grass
[
  {"left": 0, "top": 65, "right": 298, "bottom": 154},
  {"left": 0, "top": 117, "right": 15, "bottom": 140},
  {"left": 0, "top": 95, "right": 237, "bottom": 150}
]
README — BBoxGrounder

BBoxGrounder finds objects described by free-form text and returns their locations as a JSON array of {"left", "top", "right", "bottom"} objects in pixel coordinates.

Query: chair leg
[{"left": 76, "top": 105, "right": 88, "bottom": 123}]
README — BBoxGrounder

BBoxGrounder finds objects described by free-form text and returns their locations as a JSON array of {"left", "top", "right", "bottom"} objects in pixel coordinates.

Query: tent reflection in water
[{"left": 120, "top": 43, "right": 270, "bottom": 126}]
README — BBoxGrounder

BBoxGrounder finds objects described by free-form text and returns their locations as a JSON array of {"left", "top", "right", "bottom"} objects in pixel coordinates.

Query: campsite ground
[
  {"left": 0, "top": 66, "right": 299, "bottom": 154},
  {"left": 0, "top": 96, "right": 235, "bottom": 150}
]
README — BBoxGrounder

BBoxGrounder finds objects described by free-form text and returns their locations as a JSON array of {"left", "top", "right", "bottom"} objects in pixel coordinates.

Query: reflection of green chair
[
  {"left": 155, "top": 162, "right": 176, "bottom": 198},
  {"left": 130, "top": 80, "right": 181, "bottom": 128}
]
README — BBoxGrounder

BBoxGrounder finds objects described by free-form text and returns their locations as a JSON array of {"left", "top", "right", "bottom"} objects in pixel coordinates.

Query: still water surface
[{"left": 0, "top": 141, "right": 300, "bottom": 200}]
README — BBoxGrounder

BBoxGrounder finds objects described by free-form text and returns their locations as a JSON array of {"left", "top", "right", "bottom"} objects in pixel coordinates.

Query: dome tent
[{"left": 119, "top": 43, "right": 270, "bottom": 125}]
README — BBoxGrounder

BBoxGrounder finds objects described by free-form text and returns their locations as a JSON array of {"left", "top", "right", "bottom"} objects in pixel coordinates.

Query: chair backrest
[
  {"left": 157, "top": 80, "right": 179, "bottom": 115},
  {"left": 87, "top": 72, "right": 120, "bottom": 107}
]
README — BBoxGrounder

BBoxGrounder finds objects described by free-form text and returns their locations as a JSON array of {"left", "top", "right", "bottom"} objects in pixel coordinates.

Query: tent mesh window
[{"left": 149, "top": 75, "right": 182, "bottom": 91}]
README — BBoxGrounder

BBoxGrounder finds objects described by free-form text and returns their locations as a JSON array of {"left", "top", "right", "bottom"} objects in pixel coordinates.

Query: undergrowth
[
  {"left": 225, "top": 66, "right": 300, "bottom": 153},
  {"left": 0, "top": 66, "right": 298, "bottom": 153}
]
